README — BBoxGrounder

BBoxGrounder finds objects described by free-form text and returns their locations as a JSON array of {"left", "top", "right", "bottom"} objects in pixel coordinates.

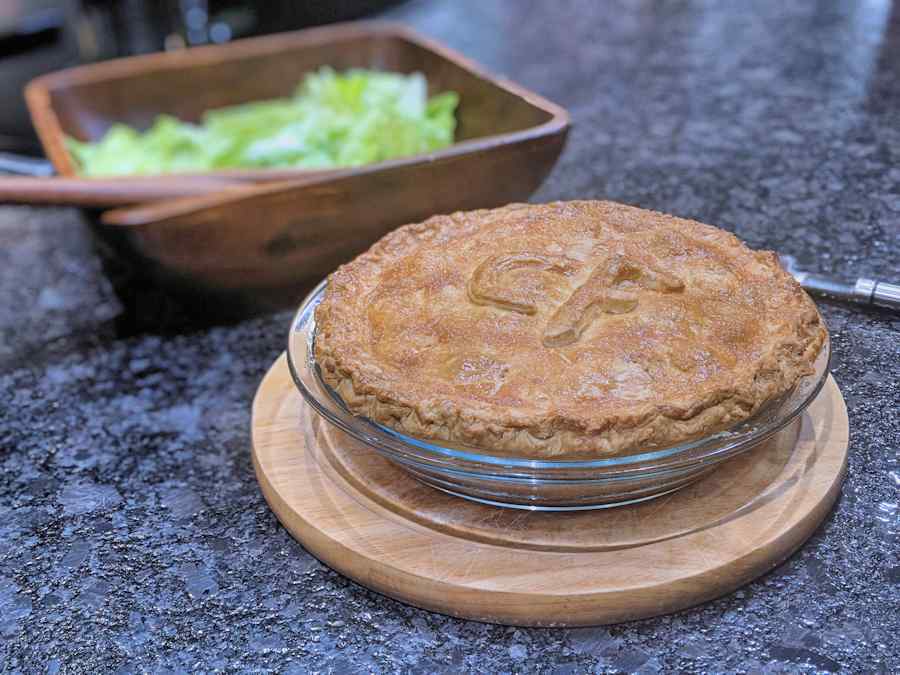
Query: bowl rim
[
  {"left": 24, "top": 20, "right": 570, "bottom": 183},
  {"left": 286, "top": 280, "right": 832, "bottom": 473}
]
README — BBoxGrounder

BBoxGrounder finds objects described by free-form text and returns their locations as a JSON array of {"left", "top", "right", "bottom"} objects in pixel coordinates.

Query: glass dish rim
[{"left": 287, "top": 280, "right": 831, "bottom": 471}]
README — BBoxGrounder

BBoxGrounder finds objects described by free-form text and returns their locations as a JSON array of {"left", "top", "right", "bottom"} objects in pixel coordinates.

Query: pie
[{"left": 314, "top": 201, "right": 827, "bottom": 456}]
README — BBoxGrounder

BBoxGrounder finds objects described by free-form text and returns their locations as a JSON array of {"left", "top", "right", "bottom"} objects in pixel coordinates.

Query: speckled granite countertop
[{"left": 1, "top": 1, "right": 898, "bottom": 673}]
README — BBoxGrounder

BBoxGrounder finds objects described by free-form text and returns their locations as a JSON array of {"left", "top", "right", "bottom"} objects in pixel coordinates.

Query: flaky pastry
[{"left": 315, "top": 201, "right": 826, "bottom": 456}]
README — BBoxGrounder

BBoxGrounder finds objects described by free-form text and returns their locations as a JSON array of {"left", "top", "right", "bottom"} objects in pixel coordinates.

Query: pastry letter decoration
[
  {"left": 467, "top": 253, "right": 576, "bottom": 314},
  {"left": 468, "top": 251, "right": 684, "bottom": 347},
  {"left": 543, "top": 253, "right": 684, "bottom": 347}
]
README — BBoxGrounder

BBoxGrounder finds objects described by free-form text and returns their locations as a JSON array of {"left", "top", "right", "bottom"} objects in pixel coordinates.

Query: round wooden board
[{"left": 251, "top": 354, "right": 849, "bottom": 627}]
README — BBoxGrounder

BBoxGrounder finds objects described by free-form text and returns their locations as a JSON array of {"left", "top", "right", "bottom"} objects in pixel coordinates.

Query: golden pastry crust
[{"left": 315, "top": 201, "right": 827, "bottom": 457}]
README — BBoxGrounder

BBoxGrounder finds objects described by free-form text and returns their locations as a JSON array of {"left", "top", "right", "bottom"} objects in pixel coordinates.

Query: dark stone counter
[{"left": 1, "top": 1, "right": 898, "bottom": 672}]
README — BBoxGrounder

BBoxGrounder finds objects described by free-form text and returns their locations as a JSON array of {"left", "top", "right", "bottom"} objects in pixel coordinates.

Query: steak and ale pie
[{"left": 315, "top": 201, "right": 827, "bottom": 457}]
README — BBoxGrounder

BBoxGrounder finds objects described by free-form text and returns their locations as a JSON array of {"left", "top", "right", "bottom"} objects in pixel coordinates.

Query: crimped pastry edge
[{"left": 314, "top": 201, "right": 827, "bottom": 457}]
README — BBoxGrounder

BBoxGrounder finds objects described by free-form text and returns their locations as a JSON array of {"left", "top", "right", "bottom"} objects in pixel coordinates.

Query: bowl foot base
[{"left": 427, "top": 482, "right": 684, "bottom": 510}]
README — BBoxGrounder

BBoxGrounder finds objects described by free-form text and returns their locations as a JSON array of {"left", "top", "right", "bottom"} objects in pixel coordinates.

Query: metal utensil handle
[
  {"left": 0, "top": 152, "right": 54, "bottom": 177},
  {"left": 855, "top": 278, "right": 900, "bottom": 311}
]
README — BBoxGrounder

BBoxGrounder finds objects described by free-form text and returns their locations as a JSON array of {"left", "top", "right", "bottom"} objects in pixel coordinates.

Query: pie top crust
[{"left": 314, "top": 201, "right": 827, "bottom": 457}]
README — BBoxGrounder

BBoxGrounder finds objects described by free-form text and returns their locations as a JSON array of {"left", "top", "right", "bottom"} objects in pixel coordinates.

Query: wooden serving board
[{"left": 251, "top": 354, "right": 849, "bottom": 627}]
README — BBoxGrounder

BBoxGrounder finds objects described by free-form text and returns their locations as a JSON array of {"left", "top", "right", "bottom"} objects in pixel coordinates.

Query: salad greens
[{"left": 66, "top": 68, "right": 459, "bottom": 176}]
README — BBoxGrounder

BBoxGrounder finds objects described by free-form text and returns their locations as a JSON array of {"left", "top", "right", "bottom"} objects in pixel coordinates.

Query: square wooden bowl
[{"left": 24, "top": 22, "right": 569, "bottom": 316}]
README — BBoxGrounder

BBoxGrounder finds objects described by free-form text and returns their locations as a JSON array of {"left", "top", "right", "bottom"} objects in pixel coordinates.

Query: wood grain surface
[
  {"left": 0, "top": 175, "right": 246, "bottom": 207},
  {"left": 251, "top": 354, "right": 849, "bottom": 626},
  {"left": 23, "top": 22, "right": 568, "bottom": 310},
  {"left": 25, "top": 21, "right": 568, "bottom": 205}
]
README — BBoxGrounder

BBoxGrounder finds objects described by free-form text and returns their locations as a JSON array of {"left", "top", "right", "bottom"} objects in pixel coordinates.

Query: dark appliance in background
[
  {"left": 0, "top": 1, "right": 76, "bottom": 153},
  {"left": 0, "top": 0, "right": 407, "bottom": 153}
]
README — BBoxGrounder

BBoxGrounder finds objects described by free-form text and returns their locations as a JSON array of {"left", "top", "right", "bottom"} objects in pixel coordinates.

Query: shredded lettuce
[{"left": 66, "top": 68, "right": 459, "bottom": 176}]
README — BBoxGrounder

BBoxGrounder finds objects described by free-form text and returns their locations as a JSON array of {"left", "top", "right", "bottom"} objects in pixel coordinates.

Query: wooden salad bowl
[{"left": 25, "top": 22, "right": 569, "bottom": 317}]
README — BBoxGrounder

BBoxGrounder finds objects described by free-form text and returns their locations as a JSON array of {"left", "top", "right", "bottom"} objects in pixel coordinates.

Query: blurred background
[{"left": 0, "top": 0, "right": 405, "bottom": 154}]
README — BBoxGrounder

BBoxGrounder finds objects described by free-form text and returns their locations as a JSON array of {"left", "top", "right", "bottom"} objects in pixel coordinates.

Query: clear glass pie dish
[{"left": 287, "top": 280, "right": 831, "bottom": 510}]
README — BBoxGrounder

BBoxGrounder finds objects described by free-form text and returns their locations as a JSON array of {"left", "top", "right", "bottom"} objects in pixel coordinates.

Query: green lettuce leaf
[{"left": 66, "top": 67, "right": 459, "bottom": 176}]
